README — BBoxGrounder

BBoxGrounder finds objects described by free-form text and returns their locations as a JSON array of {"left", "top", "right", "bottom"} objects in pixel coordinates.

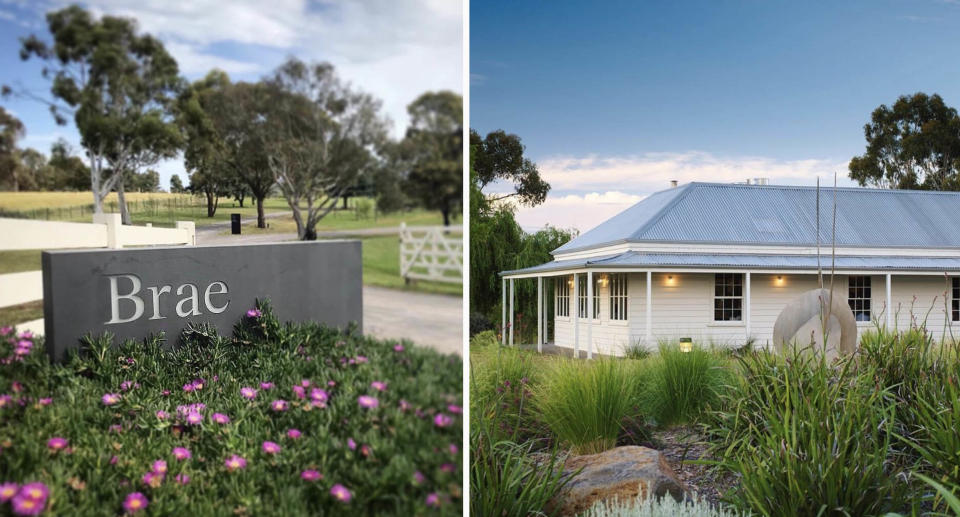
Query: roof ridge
[
  {"left": 684, "top": 181, "right": 960, "bottom": 196},
  {"left": 628, "top": 183, "right": 694, "bottom": 241}
]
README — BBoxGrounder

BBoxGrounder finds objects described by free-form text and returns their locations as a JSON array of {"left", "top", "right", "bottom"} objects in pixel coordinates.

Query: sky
[
  {"left": 0, "top": 0, "right": 462, "bottom": 191},
  {"left": 470, "top": 0, "right": 960, "bottom": 234}
]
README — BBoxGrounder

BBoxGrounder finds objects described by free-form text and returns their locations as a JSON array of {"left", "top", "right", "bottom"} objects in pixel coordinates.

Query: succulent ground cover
[{"left": 0, "top": 302, "right": 462, "bottom": 516}]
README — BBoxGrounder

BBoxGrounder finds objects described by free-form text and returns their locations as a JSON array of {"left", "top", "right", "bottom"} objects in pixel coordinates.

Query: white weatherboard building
[{"left": 499, "top": 182, "right": 960, "bottom": 357}]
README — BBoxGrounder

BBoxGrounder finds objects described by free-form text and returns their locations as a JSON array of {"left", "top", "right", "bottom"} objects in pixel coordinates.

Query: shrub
[
  {"left": 582, "top": 495, "right": 745, "bottom": 517},
  {"left": 469, "top": 329, "right": 498, "bottom": 348},
  {"left": 470, "top": 311, "right": 495, "bottom": 336},
  {"left": 705, "top": 345, "right": 908, "bottom": 516},
  {"left": 470, "top": 345, "right": 545, "bottom": 443},
  {"left": 904, "top": 363, "right": 960, "bottom": 508},
  {"left": 0, "top": 303, "right": 462, "bottom": 516},
  {"left": 535, "top": 358, "right": 646, "bottom": 454},
  {"left": 623, "top": 341, "right": 651, "bottom": 360},
  {"left": 643, "top": 342, "right": 730, "bottom": 426},
  {"left": 354, "top": 197, "right": 374, "bottom": 219}
]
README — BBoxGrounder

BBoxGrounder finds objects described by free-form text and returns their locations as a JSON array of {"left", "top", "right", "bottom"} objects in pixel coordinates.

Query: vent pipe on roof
[
  {"left": 670, "top": 180, "right": 678, "bottom": 188},
  {"left": 755, "top": 177, "right": 769, "bottom": 185}
]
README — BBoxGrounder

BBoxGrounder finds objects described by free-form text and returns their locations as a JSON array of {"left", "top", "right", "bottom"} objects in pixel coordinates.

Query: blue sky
[
  {"left": 471, "top": 1, "right": 960, "bottom": 233},
  {"left": 0, "top": 0, "right": 462, "bottom": 191}
]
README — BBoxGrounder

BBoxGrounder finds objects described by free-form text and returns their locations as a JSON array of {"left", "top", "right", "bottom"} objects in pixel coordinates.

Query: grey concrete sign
[{"left": 42, "top": 241, "right": 362, "bottom": 361}]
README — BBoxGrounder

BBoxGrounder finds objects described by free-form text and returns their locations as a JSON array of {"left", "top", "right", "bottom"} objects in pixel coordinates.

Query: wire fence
[{"left": 0, "top": 195, "right": 215, "bottom": 226}]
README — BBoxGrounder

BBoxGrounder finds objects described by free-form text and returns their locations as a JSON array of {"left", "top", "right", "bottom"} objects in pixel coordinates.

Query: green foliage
[
  {"left": 0, "top": 106, "right": 25, "bottom": 191},
  {"left": 849, "top": 92, "right": 960, "bottom": 190},
  {"left": 469, "top": 330, "right": 498, "bottom": 348},
  {"left": 471, "top": 129, "right": 550, "bottom": 207},
  {"left": 402, "top": 91, "right": 463, "bottom": 226},
  {"left": 644, "top": 343, "right": 730, "bottom": 426},
  {"left": 0, "top": 304, "right": 462, "bottom": 515},
  {"left": 354, "top": 198, "right": 374, "bottom": 220},
  {"left": 622, "top": 342, "right": 651, "bottom": 360},
  {"left": 902, "top": 362, "right": 960, "bottom": 508},
  {"left": 535, "top": 358, "right": 646, "bottom": 454},
  {"left": 705, "top": 346, "right": 909, "bottom": 516},
  {"left": 583, "top": 495, "right": 745, "bottom": 517}
]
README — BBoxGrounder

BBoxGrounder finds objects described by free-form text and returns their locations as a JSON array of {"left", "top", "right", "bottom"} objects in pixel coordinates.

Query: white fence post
[
  {"left": 176, "top": 221, "right": 196, "bottom": 246},
  {"left": 93, "top": 213, "right": 122, "bottom": 249}
]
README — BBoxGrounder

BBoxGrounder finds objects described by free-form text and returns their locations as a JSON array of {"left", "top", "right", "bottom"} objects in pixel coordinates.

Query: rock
[
  {"left": 551, "top": 446, "right": 686, "bottom": 516},
  {"left": 772, "top": 288, "right": 857, "bottom": 358}
]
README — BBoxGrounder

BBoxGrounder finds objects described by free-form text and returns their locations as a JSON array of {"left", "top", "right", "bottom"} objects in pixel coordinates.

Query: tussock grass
[{"left": 643, "top": 342, "right": 731, "bottom": 426}]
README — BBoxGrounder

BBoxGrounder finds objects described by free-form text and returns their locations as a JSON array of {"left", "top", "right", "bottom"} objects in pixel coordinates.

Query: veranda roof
[
  {"left": 501, "top": 251, "right": 960, "bottom": 277},
  {"left": 554, "top": 182, "right": 960, "bottom": 254}
]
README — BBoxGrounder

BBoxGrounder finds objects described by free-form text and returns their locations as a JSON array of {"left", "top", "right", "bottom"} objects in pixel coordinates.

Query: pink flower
[
  {"left": 123, "top": 492, "right": 148, "bottom": 513},
  {"left": 370, "top": 381, "right": 387, "bottom": 392},
  {"left": 300, "top": 379, "right": 311, "bottom": 387},
  {"left": 360, "top": 444, "right": 372, "bottom": 457},
  {"left": 11, "top": 494, "right": 45, "bottom": 515},
  {"left": 240, "top": 387, "right": 257, "bottom": 400},
  {"left": 109, "top": 424, "right": 123, "bottom": 433},
  {"left": 426, "top": 493, "right": 441, "bottom": 507},
  {"left": 434, "top": 413, "right": 453, "bottom": 428},
  {"left": 0, "top": 326, "right": 11, "bottom": 336},
  {"left": 413, "top": 471, "right": 426, "bottom": 485},
  {"left": 156, "top": 410, "right": 169, "bottom": 420},
  {"left": 0, "top": 483, "right": 18, "bottom": 502},
  {"left": 110, "top": 455, "right": 119, "bottom": 465},
  {"left": 287, "top": 429, "right": 302, "bottom": 439},
  {"left": 399, "top": 399, "right": 411, "bottom": 411},
  {"left": 292, "top": 385, "right": 306, "bottom": 399},
  {"left": 18, "top": 483, "right": 48, "bottom": 502},
  {"left": 246, "top": 308, "right": 261, "bottom": 318},
  {"left": 330, "top": 484, "right": 352, "bottom": 503},
  {"left": 260, "top": 382, "right": 274, "bottom": 390},
  {"left": 357, "top": 395, "right": 379, "bottom": 409},
  {"left": 355, "top": 356, "right": 368, "bottom": 364},
  {"left": 447, "top": 404, "right": 463, "bottom": 414},
  {"left": 393, "top": 344, "right": 404, "bottom": 352},
  {"left": 186, "top": 412, "right": 203, "bottom": 425},
  {"left": 162, "top": 389, "right": 171, "bottom": 397},
  {"left": 310, "top": 388, "right": 329, "bottom": 403},
  {"left": 18, "top": 331, "right": 33, "bottom": 339},
  {"left": 182, "top": 383, "right": 195, "bottom": 393},
  {"left": 102, "top": 393, "right": 121, "bottom": 406},
  {"left": 347, "top": 438, "right": 357, "bottom": 450},
  {"left": 211, "top": 413, "right": 230, "bottom": 424},
  {"left": 120, "top": 380, "right": 134, "bottom": 391},
  {"left": 271, "top": 399, "right": 288, "bottom": 412},
  {"left": 440, "top": 463, "right": 455, "bottom": 473},
  {"left": 301, "top": 469, "right": 322, "bottom": 481},
  {"left": 46, "top": 437, "right": 68, "bottom": 450},
  {"left": 262, "top": 441, "right": 281, "bottom": 454},
  {"left": 152, "top": 460, "right": 167, "bottom": 474},
  {"left": 172, "top": 447, "right": 191, "bottom": 460},
  {"left": 175, "top": 474, "right": 190, "bottom": 485},
  {"left": 225, "top": 454, "right": 247, "bottom": 471},
  {"left": 38, "top": 398, "right": 52, "bottom": 406},
  {"left": 327, "top": 380, "right": 336, "bottom": 387},
  {"left": 142, "top": 471, "right": 163, "bottom": 488}
]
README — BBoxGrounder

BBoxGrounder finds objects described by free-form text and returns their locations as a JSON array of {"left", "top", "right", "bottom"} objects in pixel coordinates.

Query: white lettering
[
  {"left": 204, "top": 281, "right": 230, "bottom": 314},
  {"left": 148, "top": 285, "right": 172, "bottom": 320},
  {"left": 106, "top": 275, "right": 144, "bottom": 324},
  {"left": 175, "top": 283, "right": 201, "bottom": 317}
]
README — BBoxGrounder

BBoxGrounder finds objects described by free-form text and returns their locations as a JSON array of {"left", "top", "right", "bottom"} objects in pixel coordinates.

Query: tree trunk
[
  {"left": 205, "top": 189, "right": 217, "bottom": 217},
  {"left": 117, "top": 175, "right": 132, "bottom": 225},
  {"left": 342, "top": 195, "right": 349, "bottom": 209},
  {"left": 442, "top": 208, "right": 450, "bottom": 226},
  {"left": 256, "top": 196, "right": 266, "bottom": 228}
]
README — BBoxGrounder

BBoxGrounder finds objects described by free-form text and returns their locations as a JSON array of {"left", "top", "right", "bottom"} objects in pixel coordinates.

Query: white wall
[{"left": 553, "top": 271, "right": 957, "bottom": 355}]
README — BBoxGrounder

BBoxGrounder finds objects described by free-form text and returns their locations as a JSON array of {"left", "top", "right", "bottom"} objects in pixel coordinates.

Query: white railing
[
  {"left": 399, "top": 223, "right": 462, "bottom": 284},
  {"left": 0, "top": 214, "right": 196, "bottom": 333}
]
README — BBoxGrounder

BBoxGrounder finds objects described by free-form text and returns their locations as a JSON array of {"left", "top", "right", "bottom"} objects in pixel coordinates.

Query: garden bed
[{"left": 0, "top": 303, "right": 462, "bottom": 515}]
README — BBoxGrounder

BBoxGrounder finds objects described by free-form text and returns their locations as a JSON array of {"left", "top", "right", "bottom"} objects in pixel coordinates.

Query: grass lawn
[
  {"left": 0, "top": 304, "right": 463, "bottom": 515},
  {"left": 230, "top": 208, "right": 452, "bottom": 235}
]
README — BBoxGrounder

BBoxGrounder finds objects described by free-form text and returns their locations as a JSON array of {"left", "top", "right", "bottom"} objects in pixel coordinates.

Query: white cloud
[
  {"left": 42, "top": 0, "right": 463, "bottom": 137},
  {"left": 506, "top": 151, "right": 854, "bottom": 234}
]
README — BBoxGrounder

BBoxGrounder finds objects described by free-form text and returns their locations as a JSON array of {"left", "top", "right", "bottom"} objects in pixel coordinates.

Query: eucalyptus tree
[
  {"left": 470, "top": 128, "right": 550, "bottom": 208},
  {"left": 262, "top": 58, "right": 389, "bottom": 240},
  {"left": 0, "top": 107, "right": 25, "bottom": 191},
  {"left": 402, "top": 91, "right": 463, "bottom": 226},
  {"left": 850, "top": 92, "right": 960, "bottom": 190},
  {"left": 18, "top": 5, "right": 182, "bottom": 221},
  {"left": 177, "top": 70, "right": 234, "bottom": 217}
]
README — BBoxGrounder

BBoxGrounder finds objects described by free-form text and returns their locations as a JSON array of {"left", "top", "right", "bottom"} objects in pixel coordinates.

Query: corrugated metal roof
[
  {"left": 554, "top": 182, "right": 960, "bottom": 254},
  {"left": 502, "top": 251, "right": 960, "bottom": 276}
]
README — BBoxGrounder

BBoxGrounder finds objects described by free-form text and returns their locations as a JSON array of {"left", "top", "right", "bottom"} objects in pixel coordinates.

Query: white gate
[{"left": 399, "top": 223, "right": 462, "bottom": 284}]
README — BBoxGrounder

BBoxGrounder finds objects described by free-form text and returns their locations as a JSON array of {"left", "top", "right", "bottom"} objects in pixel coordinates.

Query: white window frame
[
  {"left": 848, "top": 275, "right": 872, "bottom": 322},
  {"left": 952, "top": 277, "right": 959, "bottom": 322},
  {"left": 609, "top": 273, "right": 628, "bottom": 321},
  {"left": 577, "top": 274, "right": 588, "bottom": 319},
  {"left": 555, "top": 276, "right": 570, "bottom": 317},
  {"left": 714, "top": 273, "right": 743, "bottom": 322}
]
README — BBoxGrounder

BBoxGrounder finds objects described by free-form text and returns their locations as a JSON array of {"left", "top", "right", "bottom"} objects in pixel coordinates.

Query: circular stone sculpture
[{"left": 772, "top": 288, "right": 857, "bottom": 357}]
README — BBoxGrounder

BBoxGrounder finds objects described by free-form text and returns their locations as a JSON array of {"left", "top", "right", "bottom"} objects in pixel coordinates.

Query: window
[
  {"left": 714, "top": 273, "right": 743, "bottom": 321},
  {"left": 609, "top": 273, "right": 628, "bottom": 321},
  {"left": 555, "top": 276, "right": 570, "bottom": 317},
  {"left": 592, "top": 275, "right": 601, "bottom": 319},
  {"left": 577, "top": 275, "right": 588, "bottom": 318},
  {"left": 953, "top": 278, "right": 959, "bottom": 322},
  {"left": 848, "top": 276, "right": 871, "bottom": 322}
]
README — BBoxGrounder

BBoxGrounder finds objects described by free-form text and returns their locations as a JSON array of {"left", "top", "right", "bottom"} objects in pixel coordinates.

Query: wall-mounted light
[
  {"left": 775, "top": 275, "right": 785, "bottom": 286},
  {"left": 679, "top": 337, "right": 693, "bottom": 353},
  {"left": 599, "top": 274, "right": 609, "bottom": 287},
  {"left": 568, "top": 276, "right": 575, "bottom": 288},
  {"left": 665, "top": 274, "right": 676, "bottom": 286}
]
